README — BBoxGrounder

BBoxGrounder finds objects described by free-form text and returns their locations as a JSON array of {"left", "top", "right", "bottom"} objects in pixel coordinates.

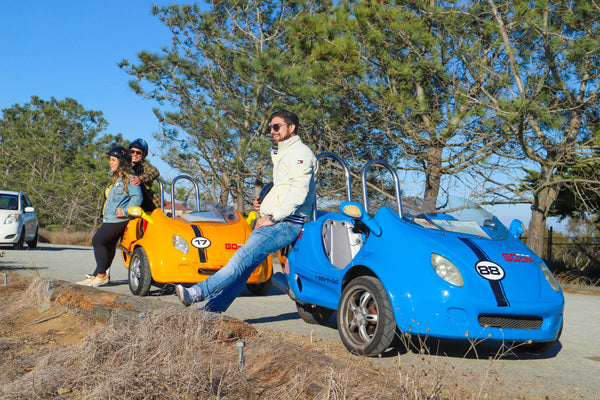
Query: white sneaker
[
  {"left": 89, "top": 275, "right": 109, "bottom": 287},
  {"left": 85, "top": 268, "right": 111, "bottom": 282},
  {"left": 76, "top": 276, "right": 96, "bottom": 286}
]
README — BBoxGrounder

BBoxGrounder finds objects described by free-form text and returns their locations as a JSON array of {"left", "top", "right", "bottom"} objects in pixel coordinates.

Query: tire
[
  {"left": 296, "top": 301, "right": 334, "bottom": 325},
  {"left": 337, "top": 276, "right": 396, "bottom": 356},
  {"left": 246, "top": 279, "right": 272, "bottom": 296},
  {"left": 27, "top": 228, "right": 38, "bottom": 249},
  {"left": 128, "top": 247, "right": 152, "bottom": 296},
  {"left": 13, "top": 229, "right": 25, "bottom": 250}
]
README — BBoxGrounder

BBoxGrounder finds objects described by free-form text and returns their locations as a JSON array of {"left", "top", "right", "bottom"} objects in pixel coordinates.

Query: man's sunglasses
[
  {"left": 130, "top": 150, "right": 144, "bottom": 155},
  {"left": 267, "top": 123, "right": 287, "bottom": 134}
]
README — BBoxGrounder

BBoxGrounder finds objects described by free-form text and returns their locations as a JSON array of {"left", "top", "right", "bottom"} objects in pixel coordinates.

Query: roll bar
[
  {"left": 314, "top": 152, "right": 353, "bottom": 220},
  {"left": 360, "top": 160, "right": 403, "bottom": 218},
  {"left": 158, "top": 179, "right": 165, "bottom": 212},
  {"left": 170, "top": 174, "right": 201, "bottom": 216}
]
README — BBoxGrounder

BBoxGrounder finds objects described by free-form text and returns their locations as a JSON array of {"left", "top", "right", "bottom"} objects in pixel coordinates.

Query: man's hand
[
  {"left": 254, "top": 215, "right": 274, "bottom": 229},
  {"left": 253, "top": 195, "right": 261, "bottom": 212},
  {"left": 131, "top": 175, "right": 141, "bottom": 185}
]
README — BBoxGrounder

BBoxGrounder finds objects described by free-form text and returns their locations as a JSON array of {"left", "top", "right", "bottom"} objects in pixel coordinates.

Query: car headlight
[
  {"left": 4, "top": 214, "right": 19, "bottom": 224},
  {"left": 172, "top": 234, "right": 189, "bottom": 253},
  {"left": 540, "top": 261, "right": 560, "bottom": 292},
  {"left": 431, "top": 253, "right": 464, "bottom": 287}
]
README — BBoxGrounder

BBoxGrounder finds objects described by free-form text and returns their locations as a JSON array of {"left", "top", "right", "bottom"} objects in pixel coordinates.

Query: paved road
[{"left": 2, "top": 243, "right": 599, "bottom": 399}]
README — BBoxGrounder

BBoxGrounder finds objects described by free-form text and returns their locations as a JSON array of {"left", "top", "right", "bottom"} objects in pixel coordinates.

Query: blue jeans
[{"left": 194, "top": 221, "right": 303, "bottom": 312}]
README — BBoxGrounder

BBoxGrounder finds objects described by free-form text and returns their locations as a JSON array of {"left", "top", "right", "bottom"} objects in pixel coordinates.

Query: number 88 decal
[{"left": 475, "top": 261, "right": 505, "bottom": 281}]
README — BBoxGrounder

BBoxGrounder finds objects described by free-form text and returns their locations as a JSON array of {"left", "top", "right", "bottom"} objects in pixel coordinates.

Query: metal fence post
[{"left": 547, "top": 226, "right": 553, "bottom": 261}]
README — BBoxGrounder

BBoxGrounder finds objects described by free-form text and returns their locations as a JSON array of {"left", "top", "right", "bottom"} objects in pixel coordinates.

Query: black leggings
[{"left": 92, "top": 221, "right": 128, "bottom": 275}]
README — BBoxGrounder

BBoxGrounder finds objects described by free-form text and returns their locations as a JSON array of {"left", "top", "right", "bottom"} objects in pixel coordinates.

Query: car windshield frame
[
  {"left": 180, "top": 201, "right": 240, "bottom": 224},
  {"left": 401, "top": 195, "right": 510, "bottom": 241}
]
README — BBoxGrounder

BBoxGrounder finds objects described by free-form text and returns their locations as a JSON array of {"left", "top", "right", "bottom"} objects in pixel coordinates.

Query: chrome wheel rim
[
  {"left": 343, "top": 285, "right": 379, "bottom": 346},
  {"left": 129, "top": 255, "right": 141, "bottom": 290}
]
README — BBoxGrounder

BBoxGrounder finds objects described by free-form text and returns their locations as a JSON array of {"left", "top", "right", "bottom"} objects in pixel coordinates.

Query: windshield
[
  {"left": 180, "top": 202, "right": 240, "bottom": 224},
  {"left": 0, "top": 194, "right": 19, "bottom": 211},
  {"left": 402, "top": 195, "right": 509, "bottom": 241}
]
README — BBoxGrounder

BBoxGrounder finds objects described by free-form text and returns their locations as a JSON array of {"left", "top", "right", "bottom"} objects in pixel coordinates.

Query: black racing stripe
[
  {"left": 490, "top": 281, "right": 509, "bottom": 307},
  {"left": 459, "top": 237, "right": 487, "bottom": 260},
  {"left": 459, "top": 237, "right": 509, "bottom": 308},
  {"left": 190, "top": 225, "right": 207, "bottom": 263}
]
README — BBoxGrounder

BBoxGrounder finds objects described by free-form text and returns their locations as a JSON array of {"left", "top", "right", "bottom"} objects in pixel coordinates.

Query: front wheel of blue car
[{"left": 337, "top": 276, "right": 396, "bottom": 356}]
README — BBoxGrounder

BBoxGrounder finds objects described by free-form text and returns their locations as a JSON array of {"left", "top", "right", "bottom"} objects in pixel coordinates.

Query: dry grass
[
  {"left": 39, "top": 228, "right": 94, "bottom": 246},
  {"left": 556, "top": 270, "right": 600, "bottom": 287},
  {"left": 0, "top": 277, "right": 462, "bottom": 400}
]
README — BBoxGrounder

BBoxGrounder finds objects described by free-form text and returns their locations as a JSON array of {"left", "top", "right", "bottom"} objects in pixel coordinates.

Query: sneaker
[
  {"left": 175, "top": 285, "right": 194, "bottom": 307},
  {"left": 89, "top": 275, "right": 109, "bottom": 287},
  {"left": 86, "top": 268, "right": 111, "bottom": 282},
  {"left": 76, "top": 276, "right": 96, "bottom": 286}
]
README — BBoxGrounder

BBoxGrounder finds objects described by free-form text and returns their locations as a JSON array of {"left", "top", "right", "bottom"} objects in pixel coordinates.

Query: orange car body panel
[{"left": 121, "top": 208, "right": 272, "bottom": 284}]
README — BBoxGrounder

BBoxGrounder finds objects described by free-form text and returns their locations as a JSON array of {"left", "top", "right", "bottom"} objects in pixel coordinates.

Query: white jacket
[{"left": 260, "top": 135, "right": 316, "bottom": 221}]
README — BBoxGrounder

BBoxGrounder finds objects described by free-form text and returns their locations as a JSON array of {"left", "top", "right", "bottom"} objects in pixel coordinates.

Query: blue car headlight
[
  {"left": 172, "top": 234, "right": 189, "bottom": 253},
  {"left": 540, "top": 261, "right": 560, "bottom": 292},
  {"left": 431, "top": 253, "right": 464, "bottom": 287}
]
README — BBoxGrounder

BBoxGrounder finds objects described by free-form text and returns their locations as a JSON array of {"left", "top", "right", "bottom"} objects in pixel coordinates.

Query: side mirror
[
  {"left": 24, "top": 206, "right": 35, "bottom": 213},
  {"left": 340, "top": 201, "right": 382, "bottom": 237},
  {"left": 509, "top": 219, "right": 525, "bottom": 237},
  {"left": 341, "top": 202, "right": 364, "bottom": 218},
  {"left": 246, "top": 210, "right": 258, "bottom": 228},
  {"left": 128, "top": 206, "right": 154, "bottom": 224}
]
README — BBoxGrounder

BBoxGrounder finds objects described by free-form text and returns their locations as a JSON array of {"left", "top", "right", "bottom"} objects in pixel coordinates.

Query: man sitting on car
[{"left": 175, "top": 109, "right": 317, "bottom": 312}]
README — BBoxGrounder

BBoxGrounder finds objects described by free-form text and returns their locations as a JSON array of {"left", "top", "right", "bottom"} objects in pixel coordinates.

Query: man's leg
[{"left": 177, "top": 221, "right": 302, "bottom": 312}]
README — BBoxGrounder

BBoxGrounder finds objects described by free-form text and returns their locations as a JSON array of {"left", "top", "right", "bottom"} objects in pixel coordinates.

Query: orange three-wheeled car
[{"left": 120, "top": 175, "right": 272, "bottom": 296}]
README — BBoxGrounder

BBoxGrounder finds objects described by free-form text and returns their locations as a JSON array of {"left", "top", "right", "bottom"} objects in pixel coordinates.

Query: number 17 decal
[{"left": 192, "top": 237, "right": 211, "bottom": 249}]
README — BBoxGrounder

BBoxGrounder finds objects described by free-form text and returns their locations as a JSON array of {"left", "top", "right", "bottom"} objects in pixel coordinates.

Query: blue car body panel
[{"left": 286, "top": 205, "right": 564, "bottom": 343}]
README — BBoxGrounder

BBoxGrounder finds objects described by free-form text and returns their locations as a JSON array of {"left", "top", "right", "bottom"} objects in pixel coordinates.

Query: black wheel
[
  {"left": 26, "top": 228, "right": 38, "bottom": 249},
  {"left": 337, "top": 276, "right": 396, "bottom": 356},
  {"left": 296, "top": 301, "right": 334, "bottom": 325},
  {"left": 13, "top": 229, "right": 25, "bottom": 250},
  {"left": 128, "top": 247, "right": 152, "bottom": 296},
  {"left": 246, "top": 279, "right": 272, "bottom": 296}
]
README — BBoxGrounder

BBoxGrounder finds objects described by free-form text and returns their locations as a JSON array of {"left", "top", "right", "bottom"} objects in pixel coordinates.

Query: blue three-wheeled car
[{"left": 276, "top": 153, "right": 564, "bottom": 356}]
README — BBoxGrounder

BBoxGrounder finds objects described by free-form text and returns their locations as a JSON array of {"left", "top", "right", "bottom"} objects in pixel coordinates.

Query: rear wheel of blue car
[
  {"left": 129, "top": 247, "right": 152, "bottom": 296},
  {"left": 296, "top": 301, "right": 334, "bottom": 325},
  {"left": 337, "top": 276, "right": 396, "bottom": 356}
]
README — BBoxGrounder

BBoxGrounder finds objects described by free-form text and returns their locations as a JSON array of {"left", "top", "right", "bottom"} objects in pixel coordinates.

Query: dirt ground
[
  {"left": 1, "top": 271, "right": 516, "bottom": 400},
  {"left": 7, "top": 268, "right": 599, "bottom": 400}
]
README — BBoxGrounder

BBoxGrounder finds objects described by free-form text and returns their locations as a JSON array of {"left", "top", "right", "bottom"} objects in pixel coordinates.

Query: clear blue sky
[{"left": 0, "top": 0, "right": 180, "bottom": 175}]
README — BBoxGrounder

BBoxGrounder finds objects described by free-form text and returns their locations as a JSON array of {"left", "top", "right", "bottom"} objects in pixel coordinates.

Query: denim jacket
[{"left": 103, "top": 180, "right": 142, "bottom": 223}]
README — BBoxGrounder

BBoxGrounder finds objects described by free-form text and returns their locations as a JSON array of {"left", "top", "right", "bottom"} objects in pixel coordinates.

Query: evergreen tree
[
  {"left": 0, "top": 96, "right": 122, "bottom": 231},
  {"left": 120, "top": 1, "right": 317, "bottom": 210}
]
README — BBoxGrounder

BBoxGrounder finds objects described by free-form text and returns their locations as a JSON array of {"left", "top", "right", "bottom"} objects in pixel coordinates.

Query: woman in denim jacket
[{"left": 77, "top": 146, "right": 142, "bottom": 287}]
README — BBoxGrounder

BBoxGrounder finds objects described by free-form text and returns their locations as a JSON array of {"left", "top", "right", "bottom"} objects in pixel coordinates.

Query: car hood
[{"left": 456, "top": 235, "right": 555, "bottom": 303}]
